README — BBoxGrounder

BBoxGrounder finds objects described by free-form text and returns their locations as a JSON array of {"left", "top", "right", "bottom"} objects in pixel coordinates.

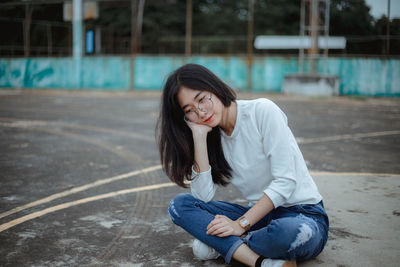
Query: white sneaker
[
  {"left": 192, "top": 239, "right": 220, "bottom": 260},
  {"left": 261, "top": 258, "right": 287, "bottom": 267}
]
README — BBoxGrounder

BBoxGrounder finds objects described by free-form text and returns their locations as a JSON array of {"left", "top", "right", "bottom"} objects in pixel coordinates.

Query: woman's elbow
[
  {"left": 285, "top": 178, "right": 297, "bottom": 199},
  {"left": 191, "top": 188, "right": 215, "bottom": 203}
]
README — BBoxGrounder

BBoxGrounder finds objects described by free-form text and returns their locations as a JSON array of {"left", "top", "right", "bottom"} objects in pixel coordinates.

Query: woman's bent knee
[
  {"left": 249, "top": 216, "right": 321, "bottom": 261},
  {"left": 167, "top": 193, "right": 195, "bottom": 223}
]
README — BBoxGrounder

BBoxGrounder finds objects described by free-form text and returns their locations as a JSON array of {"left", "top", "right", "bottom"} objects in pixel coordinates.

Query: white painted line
[
  {"left": 0, "top": 165, "right": 162, "bottom": 220},
  {"left": 0, "top": 182, "right": 175, "bottom": 233},
  {"left": 297, "top": 130, "right": 400, "bottom": 144}
]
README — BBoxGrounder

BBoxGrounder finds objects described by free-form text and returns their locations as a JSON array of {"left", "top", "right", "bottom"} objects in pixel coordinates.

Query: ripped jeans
[{"left": 168, "top": 193, "right": 329, "bottom": 264}]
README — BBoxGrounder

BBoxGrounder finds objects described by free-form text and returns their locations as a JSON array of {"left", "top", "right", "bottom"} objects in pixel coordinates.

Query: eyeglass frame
[{"left": 183, "top": 92, "right": 213, "bottom": 123}]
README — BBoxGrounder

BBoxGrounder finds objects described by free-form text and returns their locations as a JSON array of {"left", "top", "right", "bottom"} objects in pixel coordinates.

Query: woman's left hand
[{"left": 206, "top": 215, "right": 245, "bottom": 237}]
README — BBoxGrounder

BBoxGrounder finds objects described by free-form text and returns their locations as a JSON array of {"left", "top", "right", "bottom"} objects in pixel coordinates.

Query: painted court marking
[
  {"left": 1, "top": 171, "right": 398, "bottom": 233},
  {"left": 0, "top": 118, "right": 155, "bottom": 142},
  {"left": 310, "top": 171, "right": 400, "bottom": 177},
  {"left": 297, "top": 130, "right": 400, "bottom": 144},
  {"left": 2, "top": 118, "right": 399, "bottom": 146},
  {"left": 0, "top": 165, "right": 162, "bottom": 220},
  {"left": 0, "top": 182, "right": 175, "bottom": 233},
  {"left": 1, "top": 119, "right": 399, "bottom": 233}
]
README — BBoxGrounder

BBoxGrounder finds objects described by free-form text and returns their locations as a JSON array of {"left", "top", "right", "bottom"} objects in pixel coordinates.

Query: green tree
[
  {"left": 329, "top": 0, "right": 377, "bottom": 54},
  {"left": 1, "top": 0, "right": 397, "bottom": 56},
  {"left": 254, "top": 0, "right": 300, "bottom": 36},
  {"left": 374, "top": 16, "right": 400, "bottom": 55}
]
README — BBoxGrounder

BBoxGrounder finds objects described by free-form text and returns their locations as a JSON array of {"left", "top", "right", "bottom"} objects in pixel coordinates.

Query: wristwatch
[{"left": 238, "top": 216, "right": 251, "bottom": 231}]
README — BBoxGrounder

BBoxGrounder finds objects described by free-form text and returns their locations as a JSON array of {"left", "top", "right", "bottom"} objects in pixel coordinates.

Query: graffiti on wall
[{"left": 0, "top": 56, "right": 399, "bottom": 96}]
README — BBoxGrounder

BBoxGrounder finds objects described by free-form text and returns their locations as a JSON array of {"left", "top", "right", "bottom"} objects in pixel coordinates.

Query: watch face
[{"left": 240, "top": 218, "right": 248, "bottom": 226}]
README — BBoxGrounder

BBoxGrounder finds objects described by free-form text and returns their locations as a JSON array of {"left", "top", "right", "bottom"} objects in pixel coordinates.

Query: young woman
[{"left": 157, "top": 64, "right": 329, "bottom": 267}]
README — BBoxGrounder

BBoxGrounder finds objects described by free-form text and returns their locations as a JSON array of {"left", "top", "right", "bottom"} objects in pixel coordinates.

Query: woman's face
[{"left": 177, "top": 86, "right": 224, "bottom": 127}]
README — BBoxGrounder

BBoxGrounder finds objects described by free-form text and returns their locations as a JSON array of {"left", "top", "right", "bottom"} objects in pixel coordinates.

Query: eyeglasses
[{"left": 183, "top": 93, "right": 213, "bottom": 123}]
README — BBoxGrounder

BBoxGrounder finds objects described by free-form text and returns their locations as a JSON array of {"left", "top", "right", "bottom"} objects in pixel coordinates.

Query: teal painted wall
[{"left": 0, "top": 56, "right": 399, "bottom": 96}]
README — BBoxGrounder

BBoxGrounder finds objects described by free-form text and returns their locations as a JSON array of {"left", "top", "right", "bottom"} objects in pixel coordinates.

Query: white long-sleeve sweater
[{"left": 190, "top": 98, "right": 322, "bottom": 208}]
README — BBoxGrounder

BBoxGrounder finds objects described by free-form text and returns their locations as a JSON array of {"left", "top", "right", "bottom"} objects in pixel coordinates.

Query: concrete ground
[{"left": 0, "top": 89, "right": 399, "bottom": 267}]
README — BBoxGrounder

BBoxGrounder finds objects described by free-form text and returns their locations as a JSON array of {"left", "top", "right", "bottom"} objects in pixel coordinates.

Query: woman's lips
[{"left": 204, "top": 114, "right": 213, "bottom": 123}]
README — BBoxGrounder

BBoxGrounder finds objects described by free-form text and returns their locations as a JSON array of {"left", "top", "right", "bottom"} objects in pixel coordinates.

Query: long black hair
[{"left": 156, "top": 64, "right": 236, "bottom": 188}]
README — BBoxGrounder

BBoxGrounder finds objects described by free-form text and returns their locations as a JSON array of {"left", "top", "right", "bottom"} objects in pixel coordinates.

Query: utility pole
[
  {"left": 386, "top": 0, "right": 390, "bottom": 56},
  {"left": 247, "top": 0, "right": 254, "bottom": 90},
  {"left": 309, "top": 0, "right": 319, "bottom": 74},
  {"left": 131, "top": 0, "right": 145, "bottom": 55},
  {"left": 47, "top": 24, "right": 52, "bottom": 56},
  {"left": 185, "top": 0, "right": 192, "bottom": 57},
  {"left": 130, "top": 0, "right": 145, "bottom": 90},
  {"left": 323, "top": 0, "right": 330, "bottom": 73},
  {"left": 299, "top": 0, "right": 306, "bottom": 73},
  {"left": 24, "top": 4, "right": 33, "bottom": 57},
  {"left": 136, "top": 0, "right": 145, "bottom": 54},
  {"left": 131, "top": 0, "right": 137, "bottom": 54},
  {"left": 130, "top": 0, "right": 137, "bottom": 90},
  {"left": 73, "top": 0, "right": 82, "bottom": 88}
]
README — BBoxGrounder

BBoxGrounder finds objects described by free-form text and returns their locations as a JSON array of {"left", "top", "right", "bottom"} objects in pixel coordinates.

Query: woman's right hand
[
  {"left": 185, "top": 120, "right": 212, "bottom": 139},
  {"left": 185, "top": 119, "right": 212, "bottom": 173}
]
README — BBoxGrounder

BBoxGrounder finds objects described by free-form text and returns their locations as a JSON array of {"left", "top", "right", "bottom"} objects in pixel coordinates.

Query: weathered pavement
[{"left": 0, "top": 90, "right": 399, "bottom": 266}]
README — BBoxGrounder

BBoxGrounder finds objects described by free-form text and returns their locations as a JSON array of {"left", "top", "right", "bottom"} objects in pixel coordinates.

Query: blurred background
[{"left": 0, "top": 0, "right": 399, "bottom": 95}]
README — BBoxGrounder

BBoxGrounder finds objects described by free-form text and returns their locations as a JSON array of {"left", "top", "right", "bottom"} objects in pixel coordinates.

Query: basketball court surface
[{"left": 1, "top": 90, "right": 399, "bottom": 266}]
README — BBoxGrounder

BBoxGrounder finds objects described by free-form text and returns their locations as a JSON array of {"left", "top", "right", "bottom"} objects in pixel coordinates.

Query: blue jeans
[{"left": 168, "top": 193, "right": 329, "bottom": 264}]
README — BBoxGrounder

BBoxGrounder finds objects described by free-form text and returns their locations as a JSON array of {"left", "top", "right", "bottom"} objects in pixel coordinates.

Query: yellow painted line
[
  {"left": 0, "top": 118, "right": 155, "bottom": 142},
  {"left": 0, "top": 182, "right": 175, "bottom": 233},
  {"left": 297, "top": 130, "right": 400, "bottom": 144},
  {"left": 1, "top": 170, "right": 399, "bottom": 233},
  {"left": 0, "top": 118, "right": 146, "bottom": 164},
  {"left": 0, "top": 165, "right": 162, "bottom": 220},
  {"left": 311, "top": 171, "right": 400, "bottom": 177}
]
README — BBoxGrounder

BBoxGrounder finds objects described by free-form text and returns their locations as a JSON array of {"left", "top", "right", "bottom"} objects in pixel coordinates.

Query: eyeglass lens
[{"left": 184, "top": 93, "right": 212, "bottom": 122}]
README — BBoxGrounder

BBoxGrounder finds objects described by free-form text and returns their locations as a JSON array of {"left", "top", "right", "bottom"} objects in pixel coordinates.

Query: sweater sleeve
[
  {"left": 257, "top": 100, "right": 297, "bottom": 208},
  {"left": 190, "top": 166, "right": 216, "bottom": 202}
]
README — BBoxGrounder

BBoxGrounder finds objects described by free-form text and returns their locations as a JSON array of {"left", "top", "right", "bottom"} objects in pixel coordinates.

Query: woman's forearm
[
  {"left": 206, "top": 194, "right": 275, "bottom": 237},
  {"left": 192, "top": 132, "right": 210, "bottom": 173},
  {"left": 239, "top": 194, "right": 274, "bottom": 227}
]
